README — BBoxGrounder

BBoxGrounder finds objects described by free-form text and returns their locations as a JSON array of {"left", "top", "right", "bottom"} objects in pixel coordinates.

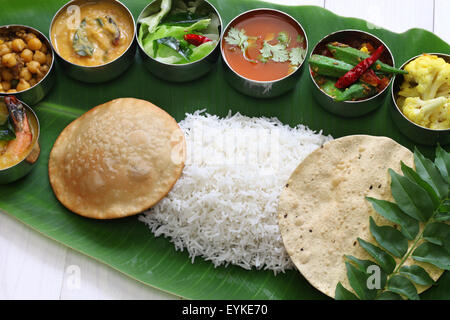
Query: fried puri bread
[
  {"left": 277, "top": 135, "right": 443, "bottom": 298},
  {"left": 49, "top": 98, "right": 185, "bottom": 219}
]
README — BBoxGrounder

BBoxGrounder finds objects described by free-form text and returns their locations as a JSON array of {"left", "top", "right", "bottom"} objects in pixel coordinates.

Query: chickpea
[
  {"left": 16, "top": 79, "right": 31, "bottom": 91},
  {"left": 32, "top": 50, "right": 47, "bottom": 65},
  {"left": 1, "top": 69, "right": 13, "bottom": 81},
  {"left": 0, "top": 82, "right": 3, "bottom": 92},
  {"left": 27, "top": 60, "right": 42, "bottom": 74},
  {"left": 19, "top": 68, "right": 32, "bottom": 81},
  {"left": 0, "top": 44, "right": 11, "bottom": 56},
  {"left": 40, "top": 64, "right": 49, "bottom": 73},
  {"left": 46, "top": 53, "right": 52, "bottom": 65},
  {"left": 24, "top": 33, "right": 36, "bottom": 42},
  {"left": 20, "top": 48, "right": 33, "bottom": 62},
  {"left": 1, "top": 81, "right": 11, "bottom": 91},
  {"left": 2, "top": 53, "right": 18, "bottom": 68},
  {"left": 16, "top": 30, "right": 26, "bottom": 39},
  {"left": 27, "top": 37, "right": 42, "bottom": 51},
  {"left": 28, "top": 78, "right": 37, "bottom": 87},
  {"left": 5, "top": 41, "right": 12, "bottom": 49},
  {"left": 40, "top": 44, "right": 48, "bottom": 54},
  {"left": 11, "top": 38, "right": 26, "bottom": 52}
]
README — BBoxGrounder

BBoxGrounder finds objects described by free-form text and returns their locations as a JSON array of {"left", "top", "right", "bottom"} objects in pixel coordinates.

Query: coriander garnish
[
  {"left": 224, "top": 28, "right": 306, "bottom": 67},
  {"left": 224, "top": 27, "right": 257, "bottom": 63},
  {"left": 260, "top": 41, "right": 289, "bottom": 63}
]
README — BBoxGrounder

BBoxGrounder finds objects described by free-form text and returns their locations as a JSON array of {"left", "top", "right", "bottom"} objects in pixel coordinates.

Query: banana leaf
[{"left": 0, "top": 0, "right": 449, "bottom": 300}]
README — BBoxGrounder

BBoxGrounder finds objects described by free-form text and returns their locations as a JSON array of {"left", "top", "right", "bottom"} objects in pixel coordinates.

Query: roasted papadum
[{"left": 277, "top": 135, "right": 443, "bottom": 298}]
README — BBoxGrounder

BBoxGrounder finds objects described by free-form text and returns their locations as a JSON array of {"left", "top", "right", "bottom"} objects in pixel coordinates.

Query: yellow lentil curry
[{"left": 51, "top": 0, "right": 134, "bottom": 67}]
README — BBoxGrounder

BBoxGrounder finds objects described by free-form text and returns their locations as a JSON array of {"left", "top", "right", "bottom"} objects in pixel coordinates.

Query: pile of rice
[{"left": 139, "top": 110, "right": 332, "bottom": 273}]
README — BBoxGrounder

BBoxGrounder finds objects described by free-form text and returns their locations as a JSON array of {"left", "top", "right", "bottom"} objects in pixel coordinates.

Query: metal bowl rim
[
  {"left": 308, "top": 28, "right": 396, "bottom": 105},
  {"left": 220, "top": 7, "right": 309, "bottom": 84},
  {"left": 0, "top": 98, "right": 40, "bottom": 172},
  {"left": 0, "top": 24, "right": 55, "bottom": 95},
  {"left": 135, "top": 0, "right": 223, "bottom": 67},
  {"left": 391, "top": 52, "right": 450, "bottom": 133},
  {"left": 49, "top": 0, "right": 136, "bottom": 69}
]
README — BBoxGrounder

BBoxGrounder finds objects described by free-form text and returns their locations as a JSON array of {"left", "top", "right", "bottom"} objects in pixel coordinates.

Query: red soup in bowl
[{"left": 222, "top": 9, "right": 307, "bottom": 82}]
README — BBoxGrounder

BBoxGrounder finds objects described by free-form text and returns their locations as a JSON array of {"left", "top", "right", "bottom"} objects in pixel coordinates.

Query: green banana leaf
[{"left": 0, "top": 0, "right": 449, "bottom": 300}]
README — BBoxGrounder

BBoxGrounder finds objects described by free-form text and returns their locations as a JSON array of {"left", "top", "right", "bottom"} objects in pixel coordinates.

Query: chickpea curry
[
  {"left": 51, "top": 0, "right": 134, "bottom": 67},
  {"left": 0, "top": 29, "right": 52, "bottom": 94},
  {"left": 0, "top": 96, "right": 38, "bottom": 170}
]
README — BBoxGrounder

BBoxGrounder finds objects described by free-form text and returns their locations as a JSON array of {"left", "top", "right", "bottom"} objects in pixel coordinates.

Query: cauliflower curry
[{"left": 398, "top": 54, "right": 450, "bottom": 130}]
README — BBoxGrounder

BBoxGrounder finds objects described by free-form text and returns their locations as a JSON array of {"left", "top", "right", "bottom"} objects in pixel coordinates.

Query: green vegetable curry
[{"left": 138, "top": 0, "right": 221, "bottom": 64}]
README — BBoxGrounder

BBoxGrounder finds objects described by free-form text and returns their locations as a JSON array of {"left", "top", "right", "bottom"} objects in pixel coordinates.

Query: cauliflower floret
[
  {"left": 399, "top": 54, "right": 450, "bottom": 101},
  {"left": 402, "top": 96, "right": 450, "bottom": 130},
  {"left": 437, "top": 83, "right": 450, "bottom": 98},
  {"left": 398, "top": 81, "right": 421, "bottom": 98}
]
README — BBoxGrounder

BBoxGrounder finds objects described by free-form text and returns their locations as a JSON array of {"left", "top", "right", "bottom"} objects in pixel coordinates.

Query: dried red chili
[
  {"left": 183, "top": 34, "right": 212, "bottom": 47},
  {"left": 335, "top": 45, "right": 385, "bottom": 89}
]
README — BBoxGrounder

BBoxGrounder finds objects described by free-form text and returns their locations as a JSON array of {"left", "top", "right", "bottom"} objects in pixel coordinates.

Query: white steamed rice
[{"left": 139, "top": 110, "right": 333, "bottom": 273}]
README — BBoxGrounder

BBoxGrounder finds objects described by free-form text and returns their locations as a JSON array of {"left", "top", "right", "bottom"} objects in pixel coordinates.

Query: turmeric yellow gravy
[
  {"left": 51, "top": 0, "right": 134, "bottom": 67},
  {"left": 0, "top": 103, "right": 38, "bottom": 170}
]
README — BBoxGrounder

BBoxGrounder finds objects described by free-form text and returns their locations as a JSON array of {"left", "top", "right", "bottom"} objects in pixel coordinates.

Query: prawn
[{"left": 3, "top": 96, "right": 32, "bottom": 156}]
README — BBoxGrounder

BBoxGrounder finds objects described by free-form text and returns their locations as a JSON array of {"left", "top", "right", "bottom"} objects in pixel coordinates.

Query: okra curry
[
  {"left": 309, "top": 38, "right": 406, "bottom": 102},
  {"left": 51, "top": 0, "right": 134, "bottom": 67}
]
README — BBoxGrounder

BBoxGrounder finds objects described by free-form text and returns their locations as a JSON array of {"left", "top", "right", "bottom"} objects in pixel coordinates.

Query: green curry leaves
[
  {"left": 0, "top": 116, "right": 16, "bottom": 141},
  {"left": 369, "top": 217, "right": 408, "bottom": 258},
  {"left": 336, "top": 147, "right": 450, "bottom": 300},
  {"left": 398, "top": 265, "right": 435, "bottom": 286},
  {"left": 73, "top": 19, "right": 94, "bottom": 57}
]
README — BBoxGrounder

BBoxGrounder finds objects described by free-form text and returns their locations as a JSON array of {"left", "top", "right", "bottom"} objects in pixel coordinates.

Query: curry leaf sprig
[{"left": 336, "top": 146, "right": 450, "bottom": 300}]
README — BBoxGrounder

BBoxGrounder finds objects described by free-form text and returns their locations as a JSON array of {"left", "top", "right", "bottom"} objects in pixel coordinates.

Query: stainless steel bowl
[
  {"left": 49, "top": 0, "right": 137, "bottom": 83},
  {"left": 390, "top": 53, "right": 450, "bottom": 146},
  {"left": 0, "top": 97, "right": 40, "bottom": 184},
  {"left": 136, "top": 0, "right": 222, "bottom": 82},
  {"left": 309, "top": 29, "right": 395, "bottom": 117},
  {"left": 0, "top": 25, "right": 56, "bottom": 105},
  {"left": 221, "top": 8, "right": 308, "bottom": 99}
]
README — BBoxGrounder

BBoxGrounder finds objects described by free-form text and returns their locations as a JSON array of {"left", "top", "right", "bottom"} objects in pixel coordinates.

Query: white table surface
[{"left": 1, "top": 0, "right": 449, "bottom": 300}]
